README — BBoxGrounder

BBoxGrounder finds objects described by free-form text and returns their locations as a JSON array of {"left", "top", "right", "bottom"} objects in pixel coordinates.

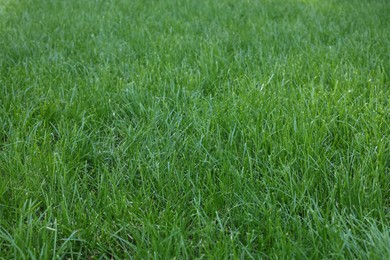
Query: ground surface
[{"left": 0, "top": 0, "right": 389, "bottom": 258}]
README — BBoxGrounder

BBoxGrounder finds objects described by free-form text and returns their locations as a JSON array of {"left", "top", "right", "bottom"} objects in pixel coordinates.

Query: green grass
[{"left": 0, "top": 0, "right": 389, "bottom": 258}]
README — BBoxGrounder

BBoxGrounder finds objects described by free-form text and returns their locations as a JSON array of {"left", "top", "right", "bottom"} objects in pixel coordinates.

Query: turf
[{"left": 0, "top": 0, "right": 389, "bottom": 258}]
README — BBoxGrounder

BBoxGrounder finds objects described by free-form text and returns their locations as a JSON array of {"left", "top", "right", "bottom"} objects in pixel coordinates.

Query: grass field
[{"left": 0, "top": 0, "right": 389, "bottom": 258}]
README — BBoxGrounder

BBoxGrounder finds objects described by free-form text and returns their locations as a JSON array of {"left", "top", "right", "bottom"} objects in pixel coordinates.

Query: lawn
[{"left": 0, "top": 0, "right": 389, "bottom": 258}]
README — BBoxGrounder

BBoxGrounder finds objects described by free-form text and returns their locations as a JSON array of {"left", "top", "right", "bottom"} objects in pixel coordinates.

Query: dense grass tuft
[{"left": 1, "top": 0, "right": 389, "bottom": 258}]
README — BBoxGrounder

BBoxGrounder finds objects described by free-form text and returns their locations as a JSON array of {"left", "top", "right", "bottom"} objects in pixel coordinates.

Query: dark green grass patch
[{"left": 0, "top": 0, "right": 389, "bottom": 258}]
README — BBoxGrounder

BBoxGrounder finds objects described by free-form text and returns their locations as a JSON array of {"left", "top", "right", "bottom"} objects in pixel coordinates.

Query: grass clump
[{"left": 0, "top": 0, "right": 389, "bottom": 258}]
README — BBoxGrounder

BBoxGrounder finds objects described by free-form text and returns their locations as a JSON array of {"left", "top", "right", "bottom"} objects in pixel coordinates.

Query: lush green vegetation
[{"left": 0, "top": 0, "right": 389, "bottom": 258}]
